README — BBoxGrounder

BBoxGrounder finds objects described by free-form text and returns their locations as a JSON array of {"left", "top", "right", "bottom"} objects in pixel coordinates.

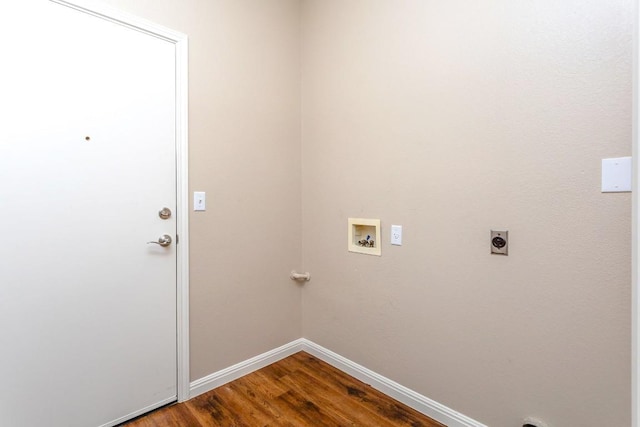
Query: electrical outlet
[
  {"left": 391, "top": 225, "right": 402, "bottom": 245},
  {"left": 491, "top": 230, "right": 508, "bottom": 255}
]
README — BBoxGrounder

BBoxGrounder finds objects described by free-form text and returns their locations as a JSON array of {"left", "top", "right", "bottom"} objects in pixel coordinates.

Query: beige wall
[
  {"left": 85, "top": 0, "right": 631, "bottom": 425},
  {"left": 301, "top": 0, "right": 632, "bottom": 426},
  {"left": 98, "top": 0, "right": 303, "bottom": 380}
]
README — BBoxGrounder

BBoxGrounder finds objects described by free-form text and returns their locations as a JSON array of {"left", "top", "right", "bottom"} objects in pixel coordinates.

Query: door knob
[
  {"left": 147, "top": 234, "right": 172, "bottom": 247},
  {"left": 158, "top": 207, "right": 171, "bottom": 220}
]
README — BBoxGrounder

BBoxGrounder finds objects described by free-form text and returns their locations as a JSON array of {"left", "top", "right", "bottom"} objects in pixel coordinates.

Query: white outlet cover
[
  {"left": 391, "top": 225, "right": 402, "bottom": 245},
  {"left": 602, "top": 157, "right": 632, "bottom": 192}
]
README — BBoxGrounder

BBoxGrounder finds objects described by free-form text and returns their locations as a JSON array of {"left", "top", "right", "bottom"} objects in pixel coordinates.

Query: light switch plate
[
  {"left": 391, "top": 225, "right": 402, "bottom": 245},
  {"left": 602, "top": 157, "right": 632, "bottom": 192},
  {"left": 194, "top": 191, "right": 206, "bottom": 211}
]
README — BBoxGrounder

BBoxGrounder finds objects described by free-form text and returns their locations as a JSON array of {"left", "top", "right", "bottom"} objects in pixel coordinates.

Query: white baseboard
[
  {"left": 300, "top": 339, "right": 486, "bottom": 427},
  {"left": 100, "top": 396, "right": 176, "bottom": 427},
  {"left": 189, "top": 338, "right": 305, "bottom": 398},
  {"left": 189, "top": 338, "right": 485, "bottom": 427}
]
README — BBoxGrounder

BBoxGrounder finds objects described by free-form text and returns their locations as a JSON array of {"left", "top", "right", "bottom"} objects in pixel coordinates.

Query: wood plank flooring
[{"left": 123, "top": 351, "right": 445, "bottom": 427}]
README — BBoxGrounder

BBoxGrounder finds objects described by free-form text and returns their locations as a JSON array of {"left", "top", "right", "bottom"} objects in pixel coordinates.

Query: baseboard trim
[
  {"left": 100, "top": 396, "right": 176, "bottom": 427},
  {"left": 300, "top": 339, "right": 486, "bottom": 427},
  {"left": 189, "top": 338, "right": 305, "bottom": 398},
  {"left": 189, "top": 338, "right": 485, "bottom": 427}
]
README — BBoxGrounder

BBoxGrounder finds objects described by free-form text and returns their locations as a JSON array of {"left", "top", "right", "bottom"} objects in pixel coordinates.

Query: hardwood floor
[{"left": 123, "top": 351, "right": 445, "bottom": 426}]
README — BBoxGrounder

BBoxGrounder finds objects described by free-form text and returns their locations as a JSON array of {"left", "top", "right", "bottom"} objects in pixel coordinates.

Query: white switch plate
[
  {"left": 602, "top": 157, "right": 632, "bottom": 192},
  {"left": 391, "top": 225, "right": 402, "bottom": 245},
  {"left": 194, "top": 191, "right": 206, "bottom": 211}
]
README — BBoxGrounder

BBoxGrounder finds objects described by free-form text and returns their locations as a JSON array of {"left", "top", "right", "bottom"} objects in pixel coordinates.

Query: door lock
[
  {"left": 158, "top": 207, "right": 172, "bottom": 220},
  {"left": 147, "top": 234, "right": 172, "bottom": 247}
]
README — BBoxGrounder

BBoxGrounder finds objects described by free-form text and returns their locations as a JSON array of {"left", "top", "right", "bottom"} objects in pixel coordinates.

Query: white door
[{"left": 0, "top": 2, "right": 178, "bottom": 426}]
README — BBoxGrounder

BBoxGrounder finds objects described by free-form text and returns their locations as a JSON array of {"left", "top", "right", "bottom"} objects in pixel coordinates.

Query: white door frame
[
  {"left": 50, "top": 0, "right": 191, "bottom": 403},
  {"left": 634, "top": 0, "right": 639, "bottom": 425}
]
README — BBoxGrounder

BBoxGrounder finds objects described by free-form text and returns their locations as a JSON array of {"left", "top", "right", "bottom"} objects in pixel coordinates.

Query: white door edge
[
  {"left": 49, "top": 0, "right": 191, "bottom": 403},
  {"left": 634, "top": 0, "right": 639, "bottom": 425}
]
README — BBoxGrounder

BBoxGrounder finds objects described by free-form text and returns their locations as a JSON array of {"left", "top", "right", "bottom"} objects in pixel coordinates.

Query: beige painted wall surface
[
  {"left": 65, "top": 0, "right": 633, "bottom": 424},
  {"left": 97, "top": 0, "right": 303, "bottom": 380},
  {"left": 301, "top": 1, "right": 632, "bottom": 426}
]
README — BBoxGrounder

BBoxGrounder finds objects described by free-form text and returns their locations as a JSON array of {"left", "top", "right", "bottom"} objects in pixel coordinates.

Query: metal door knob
[
  {"left": 147, "top": 234, "right": 172, "bottom": 247},
  {"left": 158, "top": 207, "right": 172, "bottom": 220}
]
